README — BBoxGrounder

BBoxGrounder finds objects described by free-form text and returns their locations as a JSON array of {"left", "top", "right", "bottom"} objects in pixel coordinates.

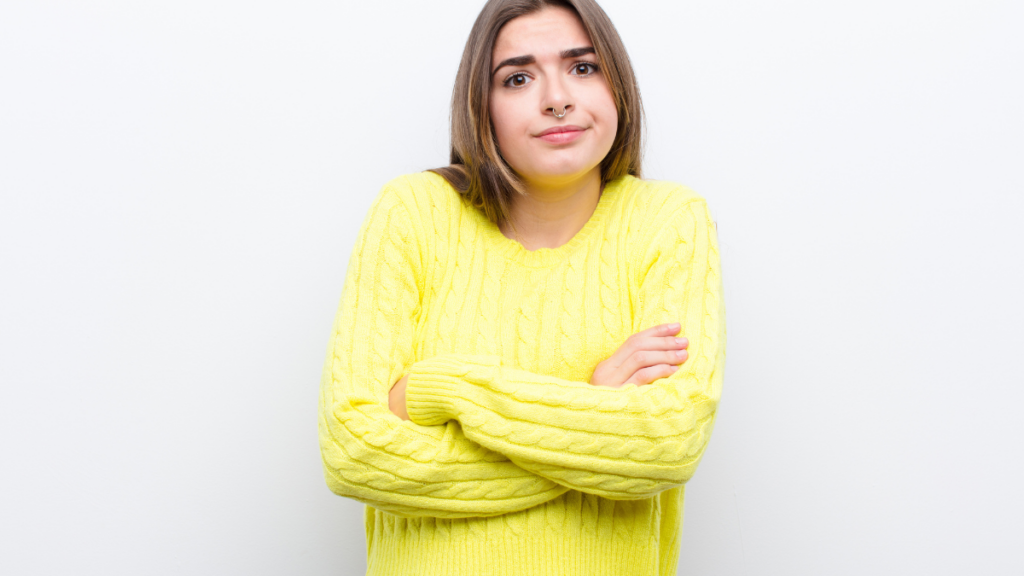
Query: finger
[
  {"left": 608, "top": 341, "right": 686, "bottom": 385},
  {"left": 607, "top": 326, "right": 684, "bottom": 371},
  {"left": 624, "top": 363, "right": 681, "bottom": 386},
  {"left": 620, "top": 348, "right": 688, "bottom": 378},
  {"left": 633, "top": 334, "right": 689, "bottom": 352},
  {"left": 631, "top": 322, "right": 681, "bottom": 340},
  {"left": 605, "top": 323, "right": 685, "bottom": 386}
]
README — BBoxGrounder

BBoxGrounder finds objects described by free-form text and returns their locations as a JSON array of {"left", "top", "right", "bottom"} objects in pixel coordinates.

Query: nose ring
[{"left": 553, "top": 107, "right": 567, "bottom": 118}]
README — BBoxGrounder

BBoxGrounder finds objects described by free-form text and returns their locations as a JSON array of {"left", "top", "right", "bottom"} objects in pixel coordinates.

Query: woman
[{"left": 318, "top": 0, "right": 726, "bottom": 574}]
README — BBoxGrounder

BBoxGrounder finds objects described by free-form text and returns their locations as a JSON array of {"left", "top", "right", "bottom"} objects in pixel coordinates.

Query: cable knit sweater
[{"left": 318, "top": 170, "right": 726, "bottom": 576}]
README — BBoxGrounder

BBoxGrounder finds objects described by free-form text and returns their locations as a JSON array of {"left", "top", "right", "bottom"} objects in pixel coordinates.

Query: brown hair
[{"left": 428, "top": 0, "right": 645, "bottom": 230}]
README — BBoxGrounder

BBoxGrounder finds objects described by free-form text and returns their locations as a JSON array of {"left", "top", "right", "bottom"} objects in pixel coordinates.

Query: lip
[{"left": 535, "top": 125, "right": 586, "bottom": 144}]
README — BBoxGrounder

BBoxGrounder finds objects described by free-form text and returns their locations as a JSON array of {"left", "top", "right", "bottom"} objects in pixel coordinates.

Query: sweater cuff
[{"left": 405, "top": 354, "right": 501, "bottom": 426}]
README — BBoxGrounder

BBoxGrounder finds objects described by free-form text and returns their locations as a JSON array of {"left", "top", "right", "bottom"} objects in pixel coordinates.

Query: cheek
[
  {"left": 490, "top": 97, "right": 527, "bottom": 151},
  {"left": 592, "top": 86, "right": 618, "bottom": 132}
]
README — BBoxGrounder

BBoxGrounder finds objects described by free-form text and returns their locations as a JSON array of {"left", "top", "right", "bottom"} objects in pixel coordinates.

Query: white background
[{"left": 1, "top": 1, "right": 1021, "bottom": 574}]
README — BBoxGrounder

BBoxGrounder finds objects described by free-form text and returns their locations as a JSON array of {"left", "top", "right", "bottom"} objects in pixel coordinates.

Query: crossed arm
[{"left": 318, "top": 183, "right": 725, "bottom": 518}]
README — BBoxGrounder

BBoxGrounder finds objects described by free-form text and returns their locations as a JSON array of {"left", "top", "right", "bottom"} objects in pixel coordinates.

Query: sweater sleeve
[
  {"left": 318, "top": 181, "right": 570, "bottom": 519},
  {"left": 404, "top": 197, "right": 726, "bottom": 500}
]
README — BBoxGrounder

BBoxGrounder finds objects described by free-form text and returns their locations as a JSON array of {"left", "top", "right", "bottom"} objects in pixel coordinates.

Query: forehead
[{"left": 493, "top": 6, "right": 592, "bottom": 58}]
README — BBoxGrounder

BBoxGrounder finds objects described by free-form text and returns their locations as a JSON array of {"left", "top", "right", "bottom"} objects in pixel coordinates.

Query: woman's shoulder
[
  {"left": 615, "top": 174, "right": 710, "bottom": 221},
  {"left": 375, "top": 171, "right": 464, "bottom": 218}
]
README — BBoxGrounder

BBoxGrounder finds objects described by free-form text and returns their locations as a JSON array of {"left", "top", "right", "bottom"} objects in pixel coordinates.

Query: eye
[
  {"left": 571, "top": 61, "right": 599, "bottom": 76},
  {"left": 503, "top": 73, "right": 532, "bottom": 88}
]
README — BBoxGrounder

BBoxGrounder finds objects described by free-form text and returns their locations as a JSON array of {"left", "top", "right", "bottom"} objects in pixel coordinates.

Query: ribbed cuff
[{"left": 405, "top": 354, "right": 501, "bottom": 426}]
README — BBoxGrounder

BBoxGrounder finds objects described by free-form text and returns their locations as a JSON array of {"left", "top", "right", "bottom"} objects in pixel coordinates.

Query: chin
[
  {"left": 522, "top": 157, "right": 601, "bottom": 179},
  {"left": 521, "top": 166, "right": 599, "bottom": 185}
]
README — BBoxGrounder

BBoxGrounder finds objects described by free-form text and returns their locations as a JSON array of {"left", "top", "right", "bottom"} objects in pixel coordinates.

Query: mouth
[{"left": 535, "top": 125, "right": 586, "bottom": 144}]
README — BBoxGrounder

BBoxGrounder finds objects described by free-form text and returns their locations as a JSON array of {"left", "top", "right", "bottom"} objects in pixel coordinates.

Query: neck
[{"left": 499, "top": 168, "right": 604, "bottom": 251}]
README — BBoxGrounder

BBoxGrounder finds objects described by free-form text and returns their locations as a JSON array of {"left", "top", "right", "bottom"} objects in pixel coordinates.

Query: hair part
[{"left": 428, "top": 0, "right": 645, "bottom": 231}]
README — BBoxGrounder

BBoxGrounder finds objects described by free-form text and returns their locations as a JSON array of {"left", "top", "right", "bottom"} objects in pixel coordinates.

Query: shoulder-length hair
[{"left": 428, "top": 0, "right": 645, "bottom": 229}]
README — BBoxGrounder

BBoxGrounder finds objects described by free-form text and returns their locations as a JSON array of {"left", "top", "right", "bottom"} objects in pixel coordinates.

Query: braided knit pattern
[
  {"left": 318, "top": 171, "right": 726, "bottom": 575},
  {"left": 404, "top": 192, "right": 724, "bottom": 499},
  {"left": 317, "top": 189, "right": 568, "bottom": 519}
]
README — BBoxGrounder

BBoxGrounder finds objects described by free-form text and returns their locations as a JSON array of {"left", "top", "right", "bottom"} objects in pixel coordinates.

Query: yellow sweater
[{"left": 318, "top": 171, "right": 726, "bottom": 576}]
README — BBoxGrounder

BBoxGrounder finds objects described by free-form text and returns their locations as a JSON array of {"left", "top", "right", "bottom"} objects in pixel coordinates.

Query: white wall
[{"left": 1, "top": 1, "right": 1020, "bottom": 574}]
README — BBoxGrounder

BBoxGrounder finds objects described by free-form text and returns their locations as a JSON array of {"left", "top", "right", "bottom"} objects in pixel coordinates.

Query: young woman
[{"left": 318, "top": 0, "right": 726, "bottom": 574}]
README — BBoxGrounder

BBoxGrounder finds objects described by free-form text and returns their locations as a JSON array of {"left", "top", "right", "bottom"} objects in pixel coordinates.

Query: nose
[{"left": 541, "top": 73, "right": 573, "bottom": 118}]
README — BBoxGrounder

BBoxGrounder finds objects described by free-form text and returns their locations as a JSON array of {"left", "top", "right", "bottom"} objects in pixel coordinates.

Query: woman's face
[{"left": 488, "top": 6, "right": 618, "bottom": 188}]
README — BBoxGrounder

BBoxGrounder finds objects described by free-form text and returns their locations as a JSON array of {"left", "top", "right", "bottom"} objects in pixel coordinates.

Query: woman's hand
[
  {"left": 389, "top": 323, "right": 687, "bottom": 417},
  {"left": 589, "top": 323, "right": 689, "bottom": 389},
  {"left": 389, "top": 373, "right": 411, "bottom": 421}
]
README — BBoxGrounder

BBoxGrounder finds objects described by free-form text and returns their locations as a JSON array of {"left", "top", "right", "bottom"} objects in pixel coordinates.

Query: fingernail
[
  {"left": 669, "top": 323, "right": 680, "bottom": 330},
  {"left": 675, "top": 350, "right": 687, "bottom": 359},
  {"left": 675, "top": 337, "right": 688, "bottom": 346}
]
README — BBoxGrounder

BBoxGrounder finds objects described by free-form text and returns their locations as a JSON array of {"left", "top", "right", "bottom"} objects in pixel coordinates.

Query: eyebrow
[{"left": 491, "top": 46, "right": 596, "bottom": 77}]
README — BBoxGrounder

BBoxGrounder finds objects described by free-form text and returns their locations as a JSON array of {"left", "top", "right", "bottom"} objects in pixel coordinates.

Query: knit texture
[{"left": 318, "top": 171, "right": 726, "bottom": 576}]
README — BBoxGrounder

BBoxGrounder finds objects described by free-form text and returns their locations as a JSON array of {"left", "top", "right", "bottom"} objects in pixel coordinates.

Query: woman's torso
[{"left": 363, "top": 171, "right": 695, "bottom": 576}]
